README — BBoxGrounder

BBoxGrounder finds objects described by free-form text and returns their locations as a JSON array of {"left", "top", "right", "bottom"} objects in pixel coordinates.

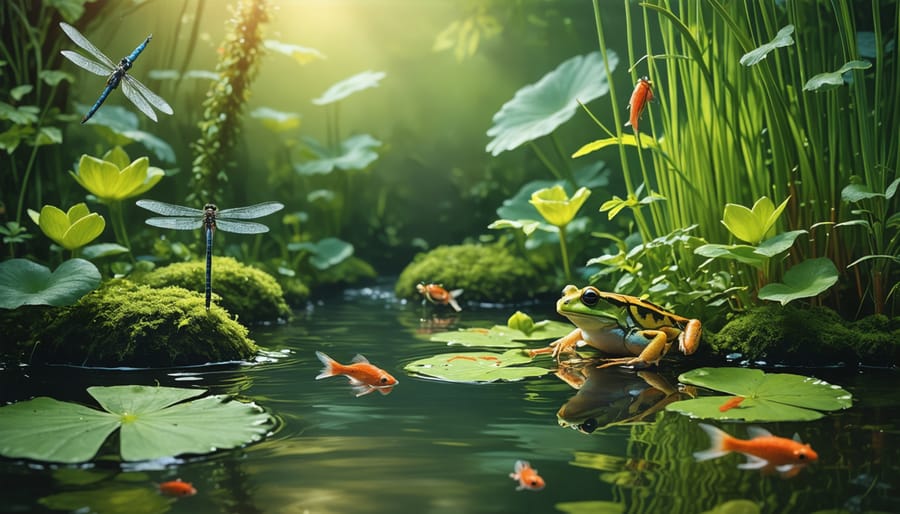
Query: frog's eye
[{"left": 581, "top": 288, "right": 601, "bottom": 306}]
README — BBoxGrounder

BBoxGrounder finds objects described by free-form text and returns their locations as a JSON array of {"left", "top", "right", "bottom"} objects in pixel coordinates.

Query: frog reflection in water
[
  {"left": 555, "top": 363, "right": 696, "bottom": 433},
  {"left": 530, "top": 285, "right": 702, "bottom": 368}
]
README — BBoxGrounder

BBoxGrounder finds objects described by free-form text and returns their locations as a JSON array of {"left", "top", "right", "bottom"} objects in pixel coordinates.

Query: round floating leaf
[
  {"left": 486, "top": 50, "right": 618, "bottom": 156},
  {"left": 312, "top": 70, "right": 385, "bottom": 105},
  {"left": 289, "top": 237, "right": 354, "bottom": 270},
  {"left": 430, "top": 320, "right": 572, "bottom": 348},
  {"left": 0, "top": 258, "right": 101, "bottom": 309},
  {"left": 758, "top": 257, "right": 839, "bottom": 305},
  {"left": 0, "top": 385, "right": 273, "bottom": 463},
  {"left": 666, "top": 367, "right": 852, "bottom": 422},
  {"left": 404, "top": 350, "right": 550, "bottom": 383}
]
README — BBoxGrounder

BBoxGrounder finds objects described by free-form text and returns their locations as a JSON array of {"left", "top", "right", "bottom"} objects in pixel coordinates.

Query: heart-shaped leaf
[
  {"left": 486, "top": 51, "right": 619, "bottom": 156},
  {"left": 758, "top": 257, "right": 839, "bottom": 305},
  {"left": 404, "top": 350, "right": 550, "bottom": 383},
  {"left": 294, "top": 134, "right": 381, "bottom": 175},
  {"left": 288, "top": 237, "right": 354, "bottom": 270},
  {"left": 0, "top": 385, "right": 273, "bottom": 463},
  {"left": 0, "top": 258, "right": 100, "bottom": 309},
  {"left": 740, "top": 25, "right": 794, "bottom": 66},
  {"left": 666, "top": 367, "right": 852, "bottom": 421},
  {"left": 312, "top": 70, "right": 385, "bottom": 105}
]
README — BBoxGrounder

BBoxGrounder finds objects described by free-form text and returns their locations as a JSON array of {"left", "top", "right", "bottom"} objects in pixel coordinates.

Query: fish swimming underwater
[
  {"left": 624, "top": 76, "right": 653, "bottom": 131},
  {"left": 157, "top": 479, "right": 197, "bottom": 497},
  {"left": 417, "top": 283, "right": 463, "bottom": 312},
  {"left": 693, "top": 423, "right": 818, "bottom": 477},
  {"left": 509, "top": 460, "right": 545, "bottom": 491},
  {"left": 315, "top": 351, "right": 398, "bottom": 397}
]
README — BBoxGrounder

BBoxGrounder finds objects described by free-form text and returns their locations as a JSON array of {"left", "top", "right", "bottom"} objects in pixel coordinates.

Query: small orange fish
[
  {"left": 624, "top": 76, "right": 653, "bottom": 131},
  {"left": 694, "top": 423, "right": 818, "bottom": 477},
  {"left": 509, "top": 460, "right": 545, "bottom": 491},
  {"left": 718, "top": 396, "right": 745, "bottom": 412},
  {"left": 315, "top": 351, "right": 398, "bottom": 397},
  {"left": 417, "top": 283, "right": 463, "bottom": 312},
  {"left": 158, "top": 479, "right": 197, "bottom": 497}
]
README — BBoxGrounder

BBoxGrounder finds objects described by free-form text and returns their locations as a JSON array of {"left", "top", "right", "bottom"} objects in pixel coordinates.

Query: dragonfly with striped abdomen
[
  {"left": 136, "top": 199, "right": 284, "bottom": 310},
  {"left": 59, "top": 22, "right": 173, "bottom": 123}
]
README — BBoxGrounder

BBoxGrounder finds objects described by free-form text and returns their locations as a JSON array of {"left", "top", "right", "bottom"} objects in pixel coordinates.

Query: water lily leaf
[
  {"left": 486, "top": 50, "right": 618, "bottom": 156},
  {"left": 312, "top": 70, "right": 385, "bottom": 105},
  {"left": 404, "top": 350, "right": 550, "bottom": 383},
  {"left": 758, "top": 257, "right": 839, "bottom": 305},
  {"left": 294, "top": 134, "right": 381, "bottom": 175},
  {"left": 666, "top": 367, "right": 852, "bottom": 421},
  {"left": 430, "top": 320, "right": 572, "bottom": 348},
  {"left": 39, "top": 483, "right": 170, "bottom": 514},
  {"left": 81, "top": 242, "right": 130, "bottom": 260},
  {"left": 0, "top": 258, "right": 100, "bottom": 309},
  {"left": 0, "top": 385, "right": 273, "bottom": 463},
  {"left": 288, "top": 237, "right": 354, "bottom": 270},
  {"left": 740, "top": 25, "right": 794, "bottom": 66},
  {"left": 804, "top": 59, "right": 872, "bottom": 92}
]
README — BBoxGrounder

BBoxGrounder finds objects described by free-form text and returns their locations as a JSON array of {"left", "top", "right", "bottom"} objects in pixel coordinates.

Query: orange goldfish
[
  {"left": 694, "top": 423, "right": 818, "bottom": 477},
  {"left": 509, "top": 460, "right": 545, "bottom": 491},
  {"left": 417, "top": 283, "right": 463, "bottom": 312},
  {"left": 315, "top": 351, "right": 398, "bottom": 397},
  {"left": 624, "top": 76, "right": 653, "bottom": 131},
  {"left": 158, "top": 479, "right": 196, "bottom": 497},
  {"left": 718, "top": 396, "right": 745, "bottom": 412}
]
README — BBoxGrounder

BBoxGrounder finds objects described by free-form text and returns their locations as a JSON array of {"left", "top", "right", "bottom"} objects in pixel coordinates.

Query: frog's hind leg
[{"left": 596, "top": 330, "right": 671, "bottom": 368}]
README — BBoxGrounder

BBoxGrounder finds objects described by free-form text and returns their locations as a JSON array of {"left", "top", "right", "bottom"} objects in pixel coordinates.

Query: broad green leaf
[
  {"left": 486, "top": 51, "right": 618, "bottom": 156},
  {"left": 11, "top": 85, "right": 33, "bottom": 101},
  {"left": 721, "top": 196, "right": 789, "bottom": 244},
  {"left": 46, "top": 0, "right": 92, "bottom": 23},
  {"left": 404, "top": 350, "right": 550, "bottom": 383},
  {"left": 0, "top": 258, "right": 101, "bottom": 309},
  {"left": 81, "top": 242, "right": 130, "bottom": 259},
  {"left": 758, "top": 257, "right": 839, "bottom": 305},
  {"left": 556, "top": 501, "right": 624, "bottom": 514},
  {"left": 263, "top": 39, "right": 326, "bottom": 65},
  {"left": 841, "top": 183, "right": 883, "bottom": 202},
  {"left": 39, "top": 70, "right": 73, "bottom": 87},
  {"left": 430, "top": 320, "right": 572, "bottom": 348},
  {"left": 251, "top": 106, "right": 301, "bottom": 132},
  {"left": 572, "top": 133, "right": 656, "bottom": 158},
  {"left": 33, "top": 126, "right": 63, "bottom": 146},
  {"left": 312, "top": 70, "right": 385, "bottom": 105},
  {"left": 0, "top": 385, "right": 273, "bottom": 463},
  {"left": 294, "top": 134, "right": 381, "bottom": 175},
  {"left": 753, "top": 230, "right": 806, "bottom": 257},
  {"left": 487, "top": 218, "right": 543, "bottom": 236},
  {"left": 740, "top": 25, "right": 794, "bottom": 66},
  {"left": 530, "top": 185, "right": 590, "bottom": 227},
  {"left": 700, "top": 500, "right": 761, "bottom": 514},
  {"left": 289, "top": 237, "right": 354, "bottom": 270},
  {"left": 667, "top": 367, "right": 852, "bottom": 422},
  {"left": 0, "top": 102, "right": 39, "bottom": 124},
  {"left": 804, "top": 60, "right": 872, "bottom": 92}
]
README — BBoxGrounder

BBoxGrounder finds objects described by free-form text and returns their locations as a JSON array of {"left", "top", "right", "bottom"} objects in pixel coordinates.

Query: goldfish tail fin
[
  {"left": 315, "top": 351, "right": 337, "bottom": 379},
  {"left": 693, "top": 423, "right": 731, "bottom": 461},
  {"left": 448, "top": 298, "right": 462, "bottom": 312},
  {"left": 624, "top": 120, "right": 632, "bottom": 127},
  {"left": 738, "top": 454, "right": 769, "bottom": 470},
  {"left": 514, "top": 460, "right": 529, "bottom": 473}
]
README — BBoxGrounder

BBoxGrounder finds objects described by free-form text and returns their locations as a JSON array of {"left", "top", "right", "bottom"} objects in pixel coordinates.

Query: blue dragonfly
[
  {"left": 136, "top": 199, "right": 284, "bottom": 310},
  {"left": 59, "top": 22, "right": 173, "bottom": 123}
]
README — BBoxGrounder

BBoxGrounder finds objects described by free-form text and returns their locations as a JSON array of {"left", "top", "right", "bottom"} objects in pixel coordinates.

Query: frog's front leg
[
  {"left": 528, "top": 328, "right": 583, "bottom": 361},
  {"left": 596, "top": 328, "right": 673, "bottom": 368}
]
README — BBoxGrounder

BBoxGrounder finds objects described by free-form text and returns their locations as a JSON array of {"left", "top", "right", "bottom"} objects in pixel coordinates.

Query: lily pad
[
  {"left": 666, "top": 367, "right": 852, "bottom": 421},
  {"left": 0, "top": 385, "right": 273, "bottom": 463},
  {"left": 430, "top": 320, "right": 572, "bottom": 348},
  {"left": 758, "top": 257, "right": 839, "bottom": 305},
  {"left": 486, "top": 50, "right": 618, "bottom": 156},
  {"left": 288, "top": 237, "right": 354, "bottom": 270},
  {"left": 312, "top": 70, "right": 386, "bottom": 105},
  {"left": 740, "top": 25, "right": 794, "bottom": 66},
  {"left": 404, "top": 350, "right": 550, "bottom": 383},
  {"left": 294, "top": 134, "right": 381, "bottom": 175},
  {"left": 0, "top": 258, "right": 100, "bottom": 309}
]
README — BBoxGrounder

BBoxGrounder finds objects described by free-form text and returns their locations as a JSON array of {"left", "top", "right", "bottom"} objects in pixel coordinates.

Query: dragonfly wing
[
  {"left": 217, "top": 202, "right": 285, "bottom": 219},
  {"left": 124, "top": 75, "right": 174, "bottom": 115},
  {"left": 215, "top": 219, "right": 270, "bottom": 234},
  {"left": 59, "top": 22, "right": 117, "bottom": 69},
  {"left": 144, "top": 217, "right": 204, "bottom": 231},
  {"left": 121, "top": 78, "right": 159, "bottom": 122},
  {"left": 136, "top": 199, "right": 204, "bottom": 217},
  {"left": 60, "top": 50, "right": 111, "bottom": 76}
]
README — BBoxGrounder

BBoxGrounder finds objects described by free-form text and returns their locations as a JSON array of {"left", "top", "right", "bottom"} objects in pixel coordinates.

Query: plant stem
[
  {"left": 528, "top": 141, "right": 565, "bottom": 182},
  {"left": 558, "top": 224, "right": 572, "bottom": 283}
]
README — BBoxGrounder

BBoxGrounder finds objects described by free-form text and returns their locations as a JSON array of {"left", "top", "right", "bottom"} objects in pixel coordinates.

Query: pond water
[{"left": 1, "top": 284, "right": 899, "bottom": 514}]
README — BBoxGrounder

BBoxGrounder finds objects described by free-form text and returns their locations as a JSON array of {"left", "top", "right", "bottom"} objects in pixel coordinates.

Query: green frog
[{"left": 530, "top": 285, "right": 702, "bottom": 368}]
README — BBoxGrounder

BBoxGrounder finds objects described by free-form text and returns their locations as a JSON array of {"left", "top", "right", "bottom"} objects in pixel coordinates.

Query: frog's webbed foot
[
  {"left": 528, "top": 329, "right": 582, "bottom": 362},
  {"left": 596, "top": 356, "right": 656, "bottom": 369}
]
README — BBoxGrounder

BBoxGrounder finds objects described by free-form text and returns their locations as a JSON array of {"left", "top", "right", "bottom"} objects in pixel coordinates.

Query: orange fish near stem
[
  {"left": 158, "top": 479, "right": 197, "bottom": 497},
  {"left": 509, "top": 460, "right": 545, "bottom": 491},
  {"left": 624, "top": 76, "right": 653, "bottom": 131},
  {"left": 315, "top": 351, "right": 398, "bottom": 397},
  {"left": 718, "top": 396, "right": 745, "bottom": 412},
  {"left": 693, "top": 423, "right": 818, "bottom": 477},
  {"left": 417, "top": 283, "right": 463, "bottom": 312}
]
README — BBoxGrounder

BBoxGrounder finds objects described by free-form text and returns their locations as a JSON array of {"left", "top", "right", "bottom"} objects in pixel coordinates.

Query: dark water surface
[{"left": 1, "top": 285, "right": 899, "bottom": 513}]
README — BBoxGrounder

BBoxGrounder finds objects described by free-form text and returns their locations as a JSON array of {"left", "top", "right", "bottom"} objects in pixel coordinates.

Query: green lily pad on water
[
  {"left": 430, "top": 320, "right": 572, "bottom": 348},
  {"left": 0, "top": 258, "right": 101, "bottom": 309},
  {"left": 405, "top": 350, "right": 550, "bottom": 383},
  {"left": 0, "top": 385, "right": 273, "bottom": 463},
  {"left": 666, "top": 367, "right": 852, "bottom": 422}
]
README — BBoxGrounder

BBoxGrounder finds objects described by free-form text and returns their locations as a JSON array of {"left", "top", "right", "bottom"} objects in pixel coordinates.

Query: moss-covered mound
[
  {"left": 709, "top": 304, "right": 900, "bottom": 366},
  {"left": 395, "top": 244, "right": 541, "bottom": 304},
  {"left": 28, "top": 280, "right": 257, "bottom": 367},
  {"left": 138, "top": 257, "right": 292, "bottom": 323}
]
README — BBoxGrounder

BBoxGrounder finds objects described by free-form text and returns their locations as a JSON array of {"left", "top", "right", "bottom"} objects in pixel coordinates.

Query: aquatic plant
[
  {"left": 0, "top": 385, "right": 272, "bottom": 463},
  {"left": 0, "top": 258, "right": 100, "bottom": 309},
  {"left": 404, "top": 350, "right": 551, "bottom": 383},
  {"left": 28, "top": 202, "right": 105, "bottom": 255},
  {"left": 429, "top": 311, "right": 572, "bottom": 348},
  {"left": 189, "top": 0, "right": 269, "bottom": 204}
]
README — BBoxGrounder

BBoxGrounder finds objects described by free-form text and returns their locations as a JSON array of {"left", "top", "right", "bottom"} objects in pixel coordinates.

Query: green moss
[
  {"left": 28, "top": 280, "right": 257, "bottom": 367},
  {"left": 138, "top": 257, "right": 291, "bottom": 323},
  {"left": 709, "top": 304, "right": 900, "bottom": 366},
  {"left": 395, "top": 244, "right": 541, "bottom": 303}
]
